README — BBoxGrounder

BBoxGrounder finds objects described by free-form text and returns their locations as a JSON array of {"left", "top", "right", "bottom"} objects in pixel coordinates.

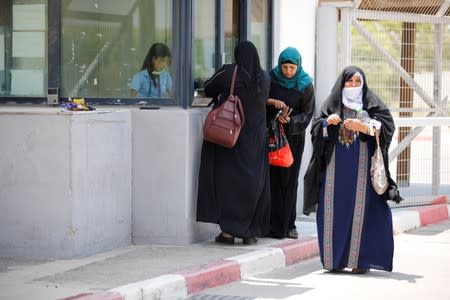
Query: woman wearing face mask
[
  {"left": 129, "top": 42, "right": 172, "bottom": 97},
  {"left": 266, "top": 47, "right": 315, "bottom": 240},
  {"left": 303, "top": 66, "right": 403, "bottom": 274}
]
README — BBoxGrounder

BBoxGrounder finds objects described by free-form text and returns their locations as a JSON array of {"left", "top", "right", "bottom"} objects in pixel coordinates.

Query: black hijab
[
  {"left": 303, "top": 66, "right": 402, "bottom": 215},
  {"left": 234, "top": 41, "right": 264, "bottom": 91},
  {"left": 320, "top": 66, "right": 395, "bottom": 152}
]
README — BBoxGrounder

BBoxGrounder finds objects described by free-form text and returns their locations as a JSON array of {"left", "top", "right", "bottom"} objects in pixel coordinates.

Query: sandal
[
  {"left": 287, "top": 228, "right": 299, "bottom": 239},
  {"left": 215, "top": 233, "right": 235, "bottom": 244},
  {"left": 243, "top": 237, "right": 258, "bottom": 244},
  {"left": 330, "top": 268, "right": 344, "bottom": 273},
  {"left": 351, "top": 268, "right": 369, "bottom": 274}
]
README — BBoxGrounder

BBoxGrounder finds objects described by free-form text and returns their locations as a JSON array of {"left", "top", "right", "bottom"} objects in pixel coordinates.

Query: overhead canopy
[{"left": 320, "top": 0, "right": 450, "bottom": 16}]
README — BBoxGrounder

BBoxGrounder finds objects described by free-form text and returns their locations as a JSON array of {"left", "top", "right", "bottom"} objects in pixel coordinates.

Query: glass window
[
  {"left": 249, "top": 0, "right": 269, "bottom": 71},
  {"left": 224, "top": 0, "right": 239, "bottom": 64},
  {"left": 0, "top": 1, "right": 47, "bottom": 97},
  {"left": 192, "top": 0, "right": 240, "bottom": 106},
  {"left": 192, "top": 0, "right": 216, "bottom": 106},
  {"left": 61, "top": 0, "right": 173, "bottom": 102}
]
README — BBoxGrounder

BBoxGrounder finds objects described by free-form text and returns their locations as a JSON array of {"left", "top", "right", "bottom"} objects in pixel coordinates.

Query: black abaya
[
  {"left": 267, "top": 75, "right": 315, "bottom": 238},
  {"left": 196, "top": 63, "right": 271, "bottom": 238}
]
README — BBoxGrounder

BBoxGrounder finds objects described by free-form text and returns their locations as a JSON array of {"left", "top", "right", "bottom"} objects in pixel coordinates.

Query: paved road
[{"left": 189, "top": 220, "right": 450, "bottom": 300}]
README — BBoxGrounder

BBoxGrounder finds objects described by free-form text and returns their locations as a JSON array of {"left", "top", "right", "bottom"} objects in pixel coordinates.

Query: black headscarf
[
  {"left": 234, "top": 41, "right": 264, "bottom": 92},
  {"left": 303, "top": 66, "right": 403, "bottom": 215}
]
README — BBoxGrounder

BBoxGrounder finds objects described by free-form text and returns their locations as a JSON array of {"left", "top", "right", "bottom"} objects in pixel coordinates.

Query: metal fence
[
  {"left": 389, "top": 117, "right": 450, "bottom": 206},
  {"left": 340, "top": 1, "right": 450, "bottom": 206}
]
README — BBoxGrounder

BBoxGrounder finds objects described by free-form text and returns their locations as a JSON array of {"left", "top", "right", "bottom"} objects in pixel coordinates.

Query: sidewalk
[{"left": 1, "top": 199, "right": 448, "bottom": 300}]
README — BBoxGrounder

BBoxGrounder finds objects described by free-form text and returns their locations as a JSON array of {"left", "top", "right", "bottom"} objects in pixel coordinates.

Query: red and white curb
[
  {"left": 66, "top": 198, "right": 449, "bottom": 300},
  {"left": 392, "top": 196, "right": 449, "bottom": 234}
]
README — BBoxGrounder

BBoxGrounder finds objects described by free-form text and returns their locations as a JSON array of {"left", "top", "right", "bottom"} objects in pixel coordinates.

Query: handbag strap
[
  {"left": 375, "top": 129, "right": 381, "bottom": 148},
  {"left": 229, "top": 65, "right": 245, "bottom": 125},
  {"left": 229, "top": 65, "right": 238, "bottom": 96}
]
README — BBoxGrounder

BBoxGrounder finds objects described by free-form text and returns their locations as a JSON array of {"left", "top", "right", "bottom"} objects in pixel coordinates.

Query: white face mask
[{"left": 342, "top": 73, "right": 363, "bottom": 110}]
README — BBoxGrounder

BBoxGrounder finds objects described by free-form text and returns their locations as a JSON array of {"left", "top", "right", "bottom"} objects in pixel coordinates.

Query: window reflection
[
  {"left": 0, "top": 1, "right": 47, "bottom": 97},
  {"left": 61, "top": 0, "right": 173, "bottom": 101},
  {"left": 249, "top": 0, "right": 269, "bottom": 70},
  {"left": 224, "top": 0, "right": 239, "bottom": 64},
  {"left": 193, "top": 0, "right": 216, "bottom": 106},
  {"left": 193, "top": 0, "right": 240, "bottom": 106}
]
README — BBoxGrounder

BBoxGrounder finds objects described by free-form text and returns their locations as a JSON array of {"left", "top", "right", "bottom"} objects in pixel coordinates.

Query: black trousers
[{"left": 269, "top": 133, "right": 305, "bottom": 238}]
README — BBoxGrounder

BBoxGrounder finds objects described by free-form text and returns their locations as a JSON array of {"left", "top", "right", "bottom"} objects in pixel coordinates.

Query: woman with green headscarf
[{"left": 266, "top": 47, "right": 315, "bottom": 239}]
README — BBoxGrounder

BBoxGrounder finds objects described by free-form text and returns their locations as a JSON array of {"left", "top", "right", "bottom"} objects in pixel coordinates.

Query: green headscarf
[{"left": 272, "top": 47, "right": 312, "bottom": 92}]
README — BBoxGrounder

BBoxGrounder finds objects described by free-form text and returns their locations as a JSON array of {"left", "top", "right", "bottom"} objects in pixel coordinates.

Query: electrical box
[{"left": 47, "top": 88, "right": 59, "bottom": 105}]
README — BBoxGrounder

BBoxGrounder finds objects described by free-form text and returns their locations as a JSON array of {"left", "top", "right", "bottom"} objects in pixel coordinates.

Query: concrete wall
[
  {"left": 0, "top": 108, "right": 132, "bottom": 258},
  {"left": 0, "top": 107, "right": 218, "bottom": 258},
  {"left": 131, "top": 108, "right": 217, "bottom": 245},
  {"left": 315, "top": 6, "right": 339, "bottom": 106}
]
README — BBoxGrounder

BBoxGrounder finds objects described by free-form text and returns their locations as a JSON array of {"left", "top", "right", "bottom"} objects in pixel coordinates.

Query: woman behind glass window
[
  {"left": 304, "top": 65, "right": 403, "bottom": 274},
  {"left": 129, "top": 43, "right": 172, "bottom": 97},
  {"left": 196, "top": 41, "right": 271, "bottom": 245}
]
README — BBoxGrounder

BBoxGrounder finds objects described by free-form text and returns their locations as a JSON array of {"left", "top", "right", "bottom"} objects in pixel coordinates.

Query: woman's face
[
  {"left": 344, "top": 75, "right": 362, "bottom": 88},
  {"left": 281, "top": 63, "right": 297, "bottom": 79},
  {"left": 152, "top": 56, "right": 170, "bottom": 72}
]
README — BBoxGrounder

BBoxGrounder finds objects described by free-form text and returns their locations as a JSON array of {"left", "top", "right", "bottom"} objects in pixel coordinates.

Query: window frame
[{"left": 0, "top": 0, "right": 273, "bottom": 108}]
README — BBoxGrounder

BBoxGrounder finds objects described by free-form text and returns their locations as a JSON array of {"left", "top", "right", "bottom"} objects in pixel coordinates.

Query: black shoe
[
  {"left": 243, "top": 237, "right": 258, "bottom": 244},
  {"left": 215, "top": 233, "right": 235, "bottom": 244},
  {"left": 265, "top": 231, "right": 283, "bottom": 239},
  {"left": 287, "top": 228, "right": 298, "bottom": 239}
]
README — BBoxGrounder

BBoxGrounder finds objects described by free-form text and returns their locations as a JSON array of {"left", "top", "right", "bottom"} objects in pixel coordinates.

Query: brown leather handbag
[{"left": 203, "top": 66, "right": 245, "bottom": 148}]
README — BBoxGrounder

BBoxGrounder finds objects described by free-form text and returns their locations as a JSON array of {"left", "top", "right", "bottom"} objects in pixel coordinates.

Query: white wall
[
  {"left": 275, "top": 0, "right": 318, "bottom": 76},
  {"left": 275, "top": 0, "right": 318, "bottom": 214}
]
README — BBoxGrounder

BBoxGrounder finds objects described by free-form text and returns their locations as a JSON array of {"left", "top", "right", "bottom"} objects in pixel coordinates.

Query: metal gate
[{"left": 325, "top": 0, "right": 450, "bottom": 204}]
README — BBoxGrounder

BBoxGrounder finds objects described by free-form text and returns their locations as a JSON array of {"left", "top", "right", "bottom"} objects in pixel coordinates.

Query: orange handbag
[{"left": 267, "top": 114, "right": 294, "bottom": 168}]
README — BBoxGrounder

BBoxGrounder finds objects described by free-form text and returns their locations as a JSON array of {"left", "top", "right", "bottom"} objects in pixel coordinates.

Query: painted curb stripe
[
  {"left": 392, "top": 210, "right": 421, "bottom": 235},
  {"left": 275, "top": 237, "right": 320, "bottom": 266},
  {"left": 225, "top": 248, "right": 286, "bottom": 278},
  {"left": 110, "top": 274, "right": 187, "bottom": 300},
  {"left": 417, "top": 203, "right": 449, "bottom": 226},
  {"left": 177, "top": 259, "right": 240, "bottom": 294},
  {"left": 431, "top": 195, "right": 448, "bottom": 205},
  {"left": 64, "top": 292, "right": 124, "bottom": 300}
]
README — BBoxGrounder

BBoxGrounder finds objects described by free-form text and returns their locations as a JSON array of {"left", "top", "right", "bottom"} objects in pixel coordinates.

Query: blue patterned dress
[{"left": 316, "top": 123, "right": 394, "bottom": 271}]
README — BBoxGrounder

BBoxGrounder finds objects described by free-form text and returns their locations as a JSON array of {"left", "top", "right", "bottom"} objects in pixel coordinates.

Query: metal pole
[
  {"left": 397, "top": 22, "right": 416, "bottom": 187},
  {"left": 432, "top": 23, "right": 442, "bottom": 195},
  {"left": 340, "top": 7, "right": 352, "bottom": 70}
]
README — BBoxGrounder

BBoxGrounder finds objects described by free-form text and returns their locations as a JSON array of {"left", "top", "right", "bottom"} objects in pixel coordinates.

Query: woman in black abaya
[
  {"left": 196, "top": 41, "right": 271, "bottom": 245},
  {"left": 266, "top": 47, "right": 315, "bottom": 239}
]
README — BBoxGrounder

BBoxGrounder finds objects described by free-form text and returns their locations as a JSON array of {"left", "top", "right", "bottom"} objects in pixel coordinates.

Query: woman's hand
[
  {"left": 267, "top": 98, "right": 287, "bottom": 110},
  {"left": 278, "top": 106, "right": 291, "bottom": 124},
  {"left": 278, "top": 115, "right": 290, "bottom": 124},
  {"left": 327, "top": 114, "right": 342, "bottom": 126},
  {"left": 343, "top": 118, "right": 368, "bottom": 133}
]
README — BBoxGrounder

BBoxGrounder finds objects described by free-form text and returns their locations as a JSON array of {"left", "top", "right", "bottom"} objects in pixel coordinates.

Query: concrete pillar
[{"left": 315, "top": 6, "right": 338, "bottom": 109}]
